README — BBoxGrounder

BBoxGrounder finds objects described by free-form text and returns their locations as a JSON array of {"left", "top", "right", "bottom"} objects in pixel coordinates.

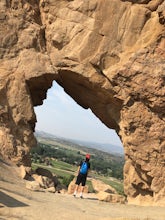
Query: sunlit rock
[{"left": 0, "top": 0, "right": 164, "bottom": 206}]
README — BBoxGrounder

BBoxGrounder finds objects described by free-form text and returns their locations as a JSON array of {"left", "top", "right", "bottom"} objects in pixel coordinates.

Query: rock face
[
  {"left": 91, "top": 179, "right": 117, "bottom": 194},
  {"left": 97, "top": 191, "right": 125, "bottom": 204},
  {"left": 0, "top": 0, "right": 164, "bottom": 206}
]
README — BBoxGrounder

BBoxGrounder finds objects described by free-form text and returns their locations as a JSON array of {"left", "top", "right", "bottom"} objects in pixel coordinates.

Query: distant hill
[
  {"left": 35, "top": 130, "right": 124, "bottom": 155},
  {"left": 69, "top": 139, "right": 124, "bottom": 155}
]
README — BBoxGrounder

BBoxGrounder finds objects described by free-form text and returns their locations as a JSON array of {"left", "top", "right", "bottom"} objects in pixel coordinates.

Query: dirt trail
[{"left": 0, "top": 160, "right": 165, "bottom": 220}]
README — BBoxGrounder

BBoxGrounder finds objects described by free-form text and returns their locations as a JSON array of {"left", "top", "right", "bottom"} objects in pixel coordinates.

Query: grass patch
[
  {"left": 86, "top": 180, "right": 95, "bottom": 193},
  {"left": 94, "top": 175, "right": 124, "bottom": 195},
  {"left": 50, "top": 159, "right": 77, "bottom": 172},
  {"left": 104, "top": 179, "right": 124, "bottom": 195},
  {"left": 32, "top": 162, "right": 76, "bottom": 188},
  {"left": 32, "top": 163, "right": 74, "bottom": 179}
]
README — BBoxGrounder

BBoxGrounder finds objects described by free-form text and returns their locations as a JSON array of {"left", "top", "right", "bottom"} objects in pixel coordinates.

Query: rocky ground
[{"left": 0, "top": 159, "right": 165, "bottom": 220}]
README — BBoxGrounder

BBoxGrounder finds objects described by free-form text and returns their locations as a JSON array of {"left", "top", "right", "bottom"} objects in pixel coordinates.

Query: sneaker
[{"left": 80, "top": 195, "right": 83, "bottom": 199}]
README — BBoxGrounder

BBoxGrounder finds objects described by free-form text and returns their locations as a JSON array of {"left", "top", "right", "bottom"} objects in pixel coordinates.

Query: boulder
[
  {"left": 32, "top": 173, "right": 54, "bottom": 189},
  {"left": 91, "top": 179, "right": 117, "bottom": 194},
  {"left": 26, "top": 181, "right": 41, "bottom": 191},
  {"left": 19, "top": 165, "right": 33, "bottom": 180},
  {"left": 97, "top": 191, "right": 125, "bottom": 204},
  {"left": 45, "top": 186, "right": 56, "bottom": 193},
  {"left": 52, "top": 175, "right": 60, "bottom": 187},
  {"left": 35, "top": 167, "right": 53, "bottom": 179}
]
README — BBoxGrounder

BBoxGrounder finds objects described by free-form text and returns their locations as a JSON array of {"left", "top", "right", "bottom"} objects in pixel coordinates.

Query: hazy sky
[{"left": 34, "top": 81, "right": 123, "bottom": 147}]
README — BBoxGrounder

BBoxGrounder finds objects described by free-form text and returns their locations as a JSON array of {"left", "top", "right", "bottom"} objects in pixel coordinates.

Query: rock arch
[{"left": 0, "top": 0, "right": 164, "bottom": 206}]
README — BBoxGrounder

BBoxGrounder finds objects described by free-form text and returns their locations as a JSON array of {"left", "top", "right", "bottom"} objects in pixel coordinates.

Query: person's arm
[
  {"left": 77, "top": 166, "right": 80, "bottom": 174},
  {"left": 75, "top": 161, "right": 82, "bottom": 176},
  {"left": 87, "top": 163, "right": 90, "bottom": 176}
]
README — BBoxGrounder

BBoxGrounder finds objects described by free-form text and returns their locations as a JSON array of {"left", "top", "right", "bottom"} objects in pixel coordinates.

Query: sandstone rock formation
[
  {"left": 91, "top": 179, "right": 126, "bottom": 203},
  {"left": 0, "top": 0, "right": 164, "bottom": 206},
  {"left": 97, "top": 191, "right": 125, "bottom": 204},
  {"left": 91, "top": 179, "right": 117, "bottom": 194}
]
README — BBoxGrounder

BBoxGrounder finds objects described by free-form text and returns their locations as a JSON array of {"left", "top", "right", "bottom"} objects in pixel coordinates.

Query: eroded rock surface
[{"left": 0, "top": 0, "right": 164, "bottom": 206}]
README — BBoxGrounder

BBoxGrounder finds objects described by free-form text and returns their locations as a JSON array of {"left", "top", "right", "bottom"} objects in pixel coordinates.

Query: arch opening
[
  {"left": 34, "top": 80, "right": 124, "bottom": 153},
  {"left": 33, "top": 79, "right": 124, "bottom": 192}
]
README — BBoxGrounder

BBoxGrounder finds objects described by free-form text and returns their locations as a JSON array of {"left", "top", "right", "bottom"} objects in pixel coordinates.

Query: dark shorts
[{"left": 75, "top": 173, "right": 87, "bottom": 186}]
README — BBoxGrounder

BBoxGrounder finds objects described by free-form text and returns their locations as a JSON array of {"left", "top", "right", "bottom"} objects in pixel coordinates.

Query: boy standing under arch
[{"left": 73, "top": 154, "right": 91, "bottom": 198}]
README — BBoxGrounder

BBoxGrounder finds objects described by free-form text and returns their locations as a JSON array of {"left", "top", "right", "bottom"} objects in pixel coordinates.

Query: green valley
[{"left": 31, "top": 132, "right": 124, "bottom": 195}]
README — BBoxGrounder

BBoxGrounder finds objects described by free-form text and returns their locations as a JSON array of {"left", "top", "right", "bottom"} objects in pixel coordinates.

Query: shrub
[{"left": 62, "top": 174, "right": 74, "bottom": 187}]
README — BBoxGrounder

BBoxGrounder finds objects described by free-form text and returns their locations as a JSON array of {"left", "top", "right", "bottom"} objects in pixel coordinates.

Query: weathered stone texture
[
  {"left": 97, "top": 191, "right": 125, "bottom": 204},
  {"left": 0, "top": 0, "right": 164, "bottom": 206}
]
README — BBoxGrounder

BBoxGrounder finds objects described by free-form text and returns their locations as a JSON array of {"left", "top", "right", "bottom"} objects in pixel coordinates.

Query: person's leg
[
  {"left": 73, "top": 184, "right": 79, "bottom": 196},
  {"left": 73, "top": 174, "right": 81, "bottom": 197},
  {"left": 80, "top": 176, "right": 86, "bottom": 198},
  {"left": 79, "top": 186, "right": 85, "bottom": 198}
]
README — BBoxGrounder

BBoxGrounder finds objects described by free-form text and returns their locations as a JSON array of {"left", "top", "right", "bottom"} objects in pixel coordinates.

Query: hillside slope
[{"left": 35, "top": 131, "right": 124, "bottom": 155}]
